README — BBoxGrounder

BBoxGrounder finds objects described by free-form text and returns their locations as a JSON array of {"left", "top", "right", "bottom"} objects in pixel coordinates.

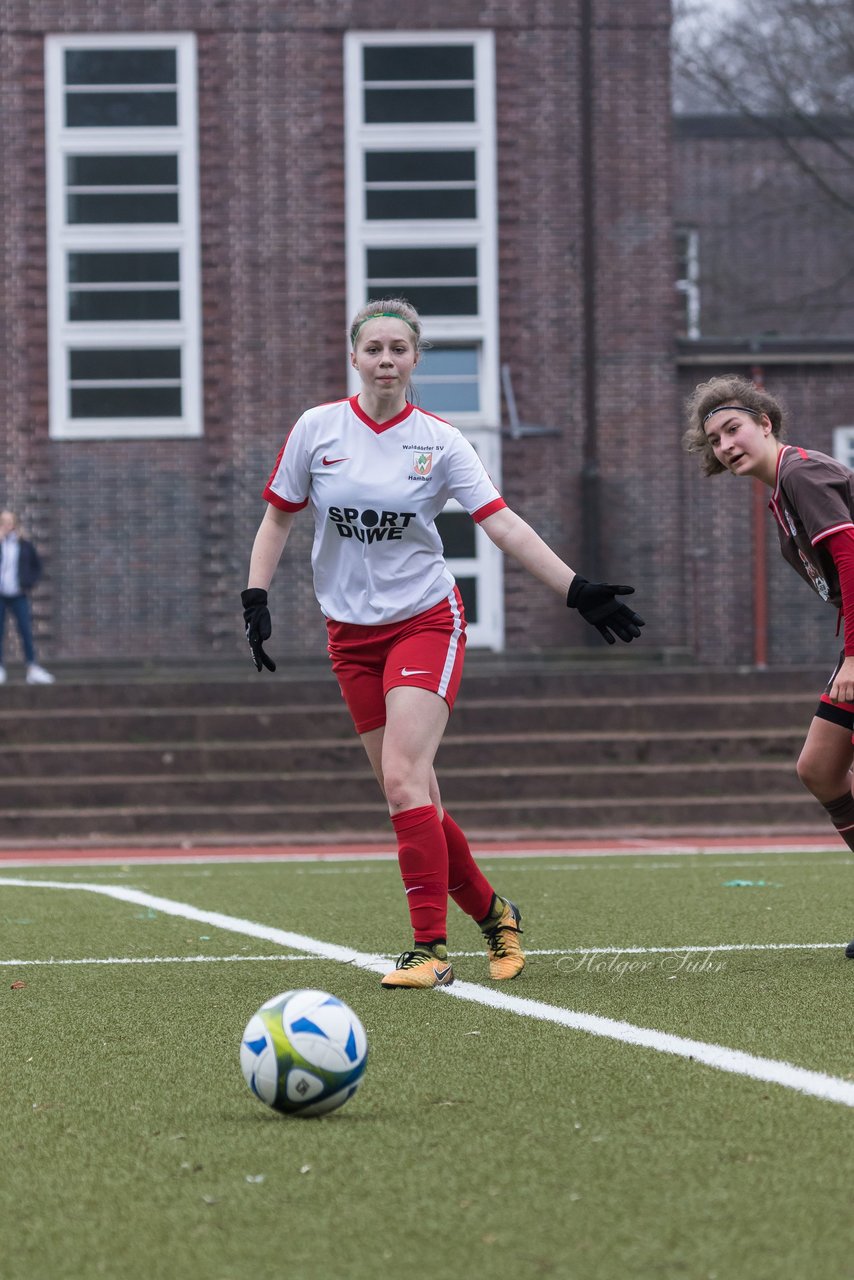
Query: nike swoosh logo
[
  {"left": 433, "top": 965, "right": 453, "bottom": 984},
  {"left": 400, "top": 667, "right": 431, "bottom": 677},
  {"left": 322, "top": 456, "right": 349, "bottom": 466}
]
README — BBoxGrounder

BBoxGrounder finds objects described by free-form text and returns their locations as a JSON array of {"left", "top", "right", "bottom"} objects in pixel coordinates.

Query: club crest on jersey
[
  {"left": 402, "top": 441, "right": 441, "bottom": 482},
  {"left": 408, "top": 451, "right": 434, "bottom": 482}
]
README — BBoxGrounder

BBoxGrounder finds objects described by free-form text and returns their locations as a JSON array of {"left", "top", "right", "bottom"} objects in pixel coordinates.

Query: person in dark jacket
[{"left": 0, "top": 510, "right": 54, "bottom": 684}]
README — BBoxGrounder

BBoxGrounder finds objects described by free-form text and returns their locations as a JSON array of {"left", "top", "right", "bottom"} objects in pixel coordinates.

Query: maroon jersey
[{"left": 768, "top": 445, "right": 854, "bottom": 609}]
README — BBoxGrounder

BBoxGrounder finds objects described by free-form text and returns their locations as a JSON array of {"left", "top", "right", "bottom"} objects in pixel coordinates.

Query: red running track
[{"left": 0, "top": 834, "right": 843, "bottom": 867}]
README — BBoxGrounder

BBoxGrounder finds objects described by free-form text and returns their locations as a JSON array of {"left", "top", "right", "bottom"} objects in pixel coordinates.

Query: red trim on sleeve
[
  {"left": 262, "top": 425, "right": 309, "bottom": 511},
  {"left": 813, "top": 521, "right": 854, "bottom": 546},
  {"left": 472, "top": 497, "right": 507, "bottom": 523},
  {"left": 262, "top": 487, "right": 308, "bottom": 512},
  {"left": 826, "top": 527, "right": 854, "bottom": 655}
]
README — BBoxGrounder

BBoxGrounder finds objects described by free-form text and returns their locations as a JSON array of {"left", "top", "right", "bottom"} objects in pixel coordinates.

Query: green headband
[{"left": 352, "top": 312, "right": 418, "bottom": 340}]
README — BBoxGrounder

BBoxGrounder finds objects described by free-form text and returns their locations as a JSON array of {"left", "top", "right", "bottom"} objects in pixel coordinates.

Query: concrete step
[
  {"left": 0, "top": 662, "right": 830, "bottom": 708},
  {"left": 0, "top": 664, "right": 830, "bottom": 843},
  {"left": 0, "top": 727, "right": 806, "bottom": 777},
  {"left": 0, "top": 791, "right": 821, "bottom": 842},
  {"left": 0, "top": 693, "right": 820, "bottom": 745},
  {"left": 0, "top": 761, "right": 807, "bottom": 810}
]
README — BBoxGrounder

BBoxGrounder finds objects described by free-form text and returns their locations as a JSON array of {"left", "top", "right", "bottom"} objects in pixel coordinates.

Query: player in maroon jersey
[
  {"left": 684, "top": 374, "right": 854, "bottom": 958},
  {"left": 242, "top": 298, "right": 645, "bottom": 989}
]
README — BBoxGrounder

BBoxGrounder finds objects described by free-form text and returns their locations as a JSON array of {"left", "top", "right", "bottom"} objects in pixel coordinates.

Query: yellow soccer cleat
[
  {"left": 381, "top": 946, "right": 455, "bottom": 990},
  {"left": 481, "top": 897, "right": 525, "bottom": 980}
]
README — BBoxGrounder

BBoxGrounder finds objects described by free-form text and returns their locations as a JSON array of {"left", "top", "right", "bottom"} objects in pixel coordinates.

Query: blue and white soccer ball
[{"left": 240, "top": 989, "right": 368, "bottom": 1117}]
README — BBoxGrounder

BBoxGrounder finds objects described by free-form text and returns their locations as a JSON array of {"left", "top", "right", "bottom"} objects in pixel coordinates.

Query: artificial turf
[{"left": 2, "top": 851, "right": 853, "bottom": 1280}]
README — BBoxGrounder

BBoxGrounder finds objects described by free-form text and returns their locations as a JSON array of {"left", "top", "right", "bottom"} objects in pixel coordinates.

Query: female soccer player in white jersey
[
  {"left": 242, "top": 298, "right": 645, "bottom": 989},
  {"left": 684, "top": 374, "right": 854, "bottom": 960}
]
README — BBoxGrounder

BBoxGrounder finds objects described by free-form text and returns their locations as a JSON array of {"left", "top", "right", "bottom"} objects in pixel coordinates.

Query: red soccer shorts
[{"left": 326, "top": 587, "right": 467, "bottom": 734}]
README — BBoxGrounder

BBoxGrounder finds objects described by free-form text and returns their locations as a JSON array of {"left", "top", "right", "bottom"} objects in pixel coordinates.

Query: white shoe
[
  {"left": 0, "top": 666, "right": 6, "bottom": 684},
  {"left": 26, "top": 664, "right": 55, "bottom": 685}
]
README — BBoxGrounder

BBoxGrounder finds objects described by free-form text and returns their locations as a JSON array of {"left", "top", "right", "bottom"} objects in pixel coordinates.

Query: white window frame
[
  {"left": 833, "top": 427, "right": 854, "bottom": 469},
  {"left": 45, "top": 32, "right": 202, "bottom": 440},
  {"left": 675, "top": 225, "right": 701, "bottom": 340},
  {"left": 344, "top": 31, "right": 503, "bottom": 650},
  {"left": 344, "top": 30, "right": 499, "bottom": 431}
]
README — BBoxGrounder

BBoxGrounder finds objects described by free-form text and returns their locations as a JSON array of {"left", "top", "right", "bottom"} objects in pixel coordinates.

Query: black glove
[
  {"left": 566, "top": 577, "right": 645, "bottom": 645},
  {"left": 241, "top": 588, "right": 276, "bottom": 672}
]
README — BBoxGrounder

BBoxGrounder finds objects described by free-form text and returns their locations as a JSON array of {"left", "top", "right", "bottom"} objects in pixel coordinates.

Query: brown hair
[
  {"left": 682, "top": 375, "right": 786, "bottom": 476},
  {"left": 349, "top": 297, "right": 424, "bottom": 352}
]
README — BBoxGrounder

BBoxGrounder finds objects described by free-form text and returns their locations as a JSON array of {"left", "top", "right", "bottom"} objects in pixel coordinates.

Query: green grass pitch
[{"left": 2, "top": 849, "right": 854, "bottom": 1280}]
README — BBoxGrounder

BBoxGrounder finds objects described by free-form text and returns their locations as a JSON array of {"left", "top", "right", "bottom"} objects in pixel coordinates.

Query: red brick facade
[
  {"left": 675, "top": 115, "right": 854, "bottom": 669},
  {"left": 0, "top": 2, "right": 691, "bottom": 665}
]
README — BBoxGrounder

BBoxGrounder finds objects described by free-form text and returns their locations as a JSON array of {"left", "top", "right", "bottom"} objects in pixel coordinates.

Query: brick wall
[
  {"left": 1, "top": 0, "right": 679, "bottom": 664},
  {"left": 674, "top": 121, "right": 854, "bottom": 341}
]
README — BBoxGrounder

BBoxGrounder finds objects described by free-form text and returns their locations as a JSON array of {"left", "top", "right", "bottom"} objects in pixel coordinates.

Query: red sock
[
  {"left": 390, "top": 805, "right": 449, "bottom": 944},
  {"left": 442, "top": 810, "right": 494, "bottom": 922}
]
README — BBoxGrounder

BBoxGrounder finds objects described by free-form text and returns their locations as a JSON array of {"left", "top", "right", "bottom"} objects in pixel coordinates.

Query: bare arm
[
  {"left": 479, "top": 507, "right": 577, "bottom": 600},
  {"left": 247, "top": 505, "right": 296, "bottom": 590}
]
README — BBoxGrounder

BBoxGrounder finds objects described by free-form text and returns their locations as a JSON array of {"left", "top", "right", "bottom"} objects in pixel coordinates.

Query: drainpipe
[
  {"left": 579, "top": 0, "right": 600, "bottom": 581},
  {"left": 750, "top": 363, "right": 768, "bottom": 669}
]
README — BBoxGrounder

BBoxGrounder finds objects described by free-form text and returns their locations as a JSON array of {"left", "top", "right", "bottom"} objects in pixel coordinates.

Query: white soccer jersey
[{"left": 263, "top": 395, "right": 505, "bottom": 625}]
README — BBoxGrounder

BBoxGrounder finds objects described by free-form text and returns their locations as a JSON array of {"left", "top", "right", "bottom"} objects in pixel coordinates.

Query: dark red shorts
[{"left": 326, "top": 587, "right": 467, "bottom": 734}]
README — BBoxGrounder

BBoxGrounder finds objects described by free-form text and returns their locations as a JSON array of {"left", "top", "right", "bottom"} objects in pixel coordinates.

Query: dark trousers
[{"left": 0, "top": 594, "right": 35, "bottom": 664}]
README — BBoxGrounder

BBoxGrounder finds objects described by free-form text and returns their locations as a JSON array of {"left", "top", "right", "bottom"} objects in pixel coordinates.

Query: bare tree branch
[{"left": 673, "top": 0, "right": 854, "bottom": 217}]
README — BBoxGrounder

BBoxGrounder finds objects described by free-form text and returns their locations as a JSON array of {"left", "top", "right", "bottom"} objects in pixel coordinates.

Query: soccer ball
[{"left": 240, "top": 989, "right": 368, "bottom": 1117}]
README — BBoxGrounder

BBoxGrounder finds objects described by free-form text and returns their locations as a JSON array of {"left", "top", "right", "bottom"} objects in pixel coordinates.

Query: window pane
[
  {"left": 366, "top": 151, "right": 475, "bottom": 182},
  {"left": 69, "top": 291, "right": 180, "bottom": 322},
  {"left": 70, "top": 348, "right": 181, "bottom": 379},
  {"left": 675, "top": 232, "right": 689, "bottom": 278},
  {"left": 70, "top": 385, "right": 182, "bottom": 418},
  {"left": 67, "top": 154, "right": 178, "bottom": 185},
  {"left": 454, "top": 575, "right": 478, "bottom": 623},
  {"left": 419, "top": 381, "right": 480, "bottom": 412},
  {"left": 370, "top": 284, "right": 477, "bottom": 315},
  {"left": 367, "top": 189, "right": 476, "bottom": 220},
  {"left": 436, "top": 511, "right": 476, "bottom": 559},
  {"left": 416, "top": 346, "right": 480, "bottom": 412},
  {"left": 65, "top": 92, "right": 178, "bottom": 128},
  {"left": 419, "top": 347, "right": 478, "bottom": 376},
  {"left": 67, "top": 193, "right": 179, "bottom": 223},
  {"left": 363, "top": 46, "right": 474, "bottom": 81},
  {"left": 365, "top": 88, "right": 475, "bottom": 124},
  {"left": 69, "top": 252, "right": 179, "bottom": 284},
  {"left": 65, "top": 49, "right": 176, "bottom": 85},
  {"left": 367, "top": 246, "right": 477, "bottom": 277}
]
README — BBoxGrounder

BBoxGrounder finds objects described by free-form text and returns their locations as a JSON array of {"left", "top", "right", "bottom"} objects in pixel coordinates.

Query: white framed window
[
  {"left": 344, "top": 31, "right": 503, "bottom": 649},
  {"left": 833, "top": 427, "right": 854, "bottom": 469},
  {"left": 344, "top": 31, "right": 499, "bottom": 430},
  {"left": 675, "top": 225, "right": 700, "bottom": 339},
  {"left": 45, "top": 33, "right": 202, "bottom": 440}
]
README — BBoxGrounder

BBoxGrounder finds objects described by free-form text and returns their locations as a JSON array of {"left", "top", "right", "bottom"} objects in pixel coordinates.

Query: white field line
[
  {"left": 0, "top": 941, "right": 847, "bottom": 968},
  {"left": 2, "top": 876, "right": 854, "bottom": 1110}
]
